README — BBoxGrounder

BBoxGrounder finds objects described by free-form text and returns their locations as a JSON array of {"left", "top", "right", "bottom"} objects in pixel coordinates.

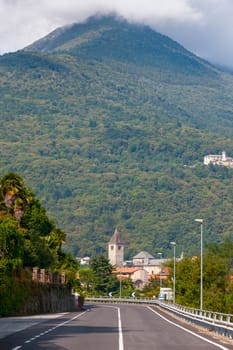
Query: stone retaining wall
[{"left": 18, "top": 282, "right": 75, "bottom": 315}]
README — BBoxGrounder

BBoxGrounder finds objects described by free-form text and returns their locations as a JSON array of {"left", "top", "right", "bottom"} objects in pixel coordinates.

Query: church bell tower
[{"left": 108, "top": 228, "right": 124, "bottom": 267}]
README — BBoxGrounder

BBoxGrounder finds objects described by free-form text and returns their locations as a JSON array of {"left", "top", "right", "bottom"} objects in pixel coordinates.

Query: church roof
[
  {"left": 109, "top": 228, "right": 124, "bottom": 245},
  {"left": 113, "top": 267, "right": 142, "bottom": 274},
  {"left": 133, "top": 251, "right": 155, "bottom": 259}
]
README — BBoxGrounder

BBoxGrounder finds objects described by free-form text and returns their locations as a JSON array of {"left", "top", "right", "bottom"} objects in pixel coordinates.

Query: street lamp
[
  {"left": 170, "top": 242, "right": 176, "bottom": 304},
  {"left": 195, "top": 219, "right": 203, "bottom": 310},
  {"left": 157, "top": 252, "right": 162, "bottom": 288},
  {"left": 120, "top": 277, "right": 122, "bottom": 299},
  {"left": 119, "top": 266, "right": 122, "bottom": 299}
]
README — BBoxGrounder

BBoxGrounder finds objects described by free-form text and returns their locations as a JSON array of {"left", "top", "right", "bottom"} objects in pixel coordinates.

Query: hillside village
[
  {"left": 108, "top": 228, "right": 175, "bottom": 290},
  {"left": 78, "top": 228, "right": 182, "bottom": 290}
]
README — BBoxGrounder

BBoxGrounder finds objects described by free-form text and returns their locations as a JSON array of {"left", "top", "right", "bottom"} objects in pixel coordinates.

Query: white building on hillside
[{"left": 204, "top": 151, "right": 233, "bottom": 168}]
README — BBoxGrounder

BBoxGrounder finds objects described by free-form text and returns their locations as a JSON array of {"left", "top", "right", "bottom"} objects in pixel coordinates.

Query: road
[{"left": 0, "top": 304, "right": 232, "bottom": 350}]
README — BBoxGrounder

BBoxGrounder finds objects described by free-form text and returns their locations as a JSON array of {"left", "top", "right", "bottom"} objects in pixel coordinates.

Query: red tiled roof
[{"left": 113, "top": 267, "right": 142, "bottom": 274}]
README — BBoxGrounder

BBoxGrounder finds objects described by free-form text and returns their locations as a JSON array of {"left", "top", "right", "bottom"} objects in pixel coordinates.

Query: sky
[{"left": 1, "top": 0, "right": 233, "bottom": 68}]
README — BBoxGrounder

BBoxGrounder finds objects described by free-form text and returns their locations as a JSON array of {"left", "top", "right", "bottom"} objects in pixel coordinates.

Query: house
[
  {"left": 149, "top": 266, "right": 170, "bottom": 282},
  {"left": 113, "top": 266, "right": 149, "bottom": 290}
]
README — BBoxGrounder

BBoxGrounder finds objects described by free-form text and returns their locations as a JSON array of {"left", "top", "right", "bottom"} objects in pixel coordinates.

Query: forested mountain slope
[{"left": 1, "top": 16, "right": 233, "bottom": 258}]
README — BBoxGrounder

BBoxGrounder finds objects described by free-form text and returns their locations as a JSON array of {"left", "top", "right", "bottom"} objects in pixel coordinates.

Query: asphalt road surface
[{"left": 0, "top": 304, "right": 232, "bottom": 350}]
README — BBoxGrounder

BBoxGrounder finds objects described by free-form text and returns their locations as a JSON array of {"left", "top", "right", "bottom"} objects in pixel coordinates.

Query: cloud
[
  {"left": 0, "top": 0, "right": 233, "bottom": 67},
  {"left": 157, "top": 0, "right": 233, "bottom": 67}
]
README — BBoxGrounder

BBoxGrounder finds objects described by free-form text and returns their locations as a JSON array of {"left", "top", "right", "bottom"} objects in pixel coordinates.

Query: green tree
[
  {"left": 90, "top": 254, "right": 118, "bottom": 295},
  {"left": 0, "top": 173, "right": 32, "bottom": 222},
  {"left": 0, "top": 172, "right": 80, "bottom": 315},
  {"left": 55, "top": 252, "right": 79, "bottom": 287},
  {"left": 169, "top": 239, "right": 233, "bottom": 313},
  {"left": 20, "top": 196, "right": 67, "bottom": 268},
  {"left": 21, "top": 198, "right": 54, "bottom": 236},
  {"left": 23, "top": 233, "right": 55, "bottom": 268},
  {"left": 167, "top": 256, "right": 200, "bottom": 308},
  {"left": 142, "top": 277, "right": 161, "bottom": 298},
  {"left": 45, "top": 228, "right": 66, "bottom": 253},
  {"left": 79, "top": 268, "right": 94, "bottom": 293},
  {"left": 0, "top": 219, "right": 23, "bottom": 271},
  {"left": 203, "top": 252, "right": 228, "bottom": 311},
  {"left": 0, "top": 219, "right": 27, "bottom": 316},
  {"left": 119, "top": 277, "right": 135, "bottom": 297},
  {"left": 0, "top": 173, "right": 71, "bottom": 271}
]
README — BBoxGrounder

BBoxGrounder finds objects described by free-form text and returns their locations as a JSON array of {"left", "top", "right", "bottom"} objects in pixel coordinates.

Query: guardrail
[
  {"left": 85, "top": 296, "right": 158, "bottom": 305},
  {"left": 163, "top": 302, "right": 233, "bottom": 324},
  {"left": 85, "top": 296, "right": 233, "bottom": 339},
  {"left": 159, "top": 301, "right": 233, "bottom": 339}
]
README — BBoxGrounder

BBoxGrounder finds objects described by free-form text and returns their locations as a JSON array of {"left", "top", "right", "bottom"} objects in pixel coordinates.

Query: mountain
[
  {"left": 23, "top": 16, "right": 233, "bottom": 137},
  {"left": 1, "top": 15, "right": 233, "bottom": 259},
  {"left": 25, "top": 16, "right": 213, "bottom": 76}
]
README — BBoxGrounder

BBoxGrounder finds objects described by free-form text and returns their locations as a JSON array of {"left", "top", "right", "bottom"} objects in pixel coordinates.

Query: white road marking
[
  {"left": 10, "top": 311, "right": 87, "bottom": 350},
  {"left": 147, "top": 306, "right": 229, "bottom": 350},
  {"left": 118, "top": 308, "right": 124, "bottom": 350},
  {"left": 99, "top": 304, "right": 124, "bottom": 350}
]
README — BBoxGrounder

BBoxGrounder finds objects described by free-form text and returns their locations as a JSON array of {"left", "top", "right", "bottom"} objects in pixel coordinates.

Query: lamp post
[
  {"left": 120, "top": 277, "right": 122, "bottom": 299},
  {"left": 195, "top": 219, "right": 203, "bottom": 310},
  {"left": 157, "top": 252, "right": 162, "bottom": 289},
  {"left": 170, "top": 242, "right": 176, "bottom": 304},
  {"left": 119, "top": 266, "right": 122, "bottom": 299}
]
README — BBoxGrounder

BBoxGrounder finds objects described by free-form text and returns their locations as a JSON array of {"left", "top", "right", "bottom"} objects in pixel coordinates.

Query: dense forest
[
  {"left": 1, "top": 173, "right": 233, "bottom": 314},
  {"left": 1, "top": 16, "right": 233, "bottom": 259}
]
